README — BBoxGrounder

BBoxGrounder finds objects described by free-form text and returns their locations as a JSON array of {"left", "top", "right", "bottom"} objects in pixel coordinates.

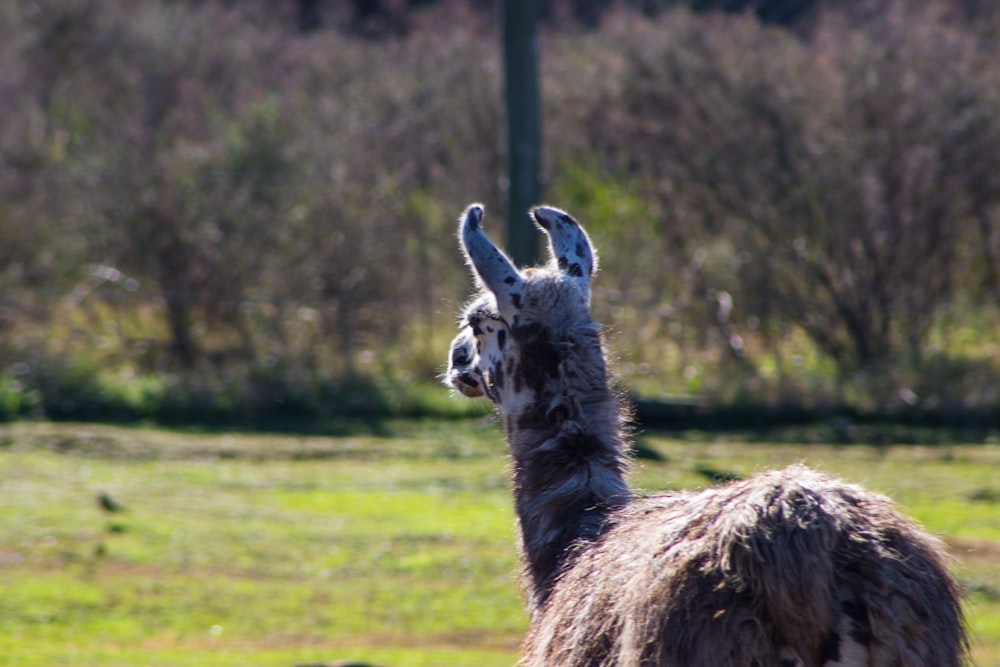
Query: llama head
[{"left": 446, "top": 203, "right": 602, "bottom": 418}]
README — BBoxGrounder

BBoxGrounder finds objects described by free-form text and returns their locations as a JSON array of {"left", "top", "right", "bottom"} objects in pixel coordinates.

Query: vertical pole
[{"left": 503, "top": 0, "right": 541, "bottom": 267}]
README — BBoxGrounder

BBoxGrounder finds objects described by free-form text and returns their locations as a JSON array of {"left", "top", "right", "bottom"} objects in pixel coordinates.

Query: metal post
[{"left": 503, "top": 0, "right": 542, "bottom": 267}]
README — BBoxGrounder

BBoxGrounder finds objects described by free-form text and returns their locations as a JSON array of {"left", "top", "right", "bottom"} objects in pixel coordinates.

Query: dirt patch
[
  {"left": 948, "top": 536, "right": 1000, "bottom": 561},
  {"left": 0, "top": 423, "right": 385, "bottom": 461},
  {"left": 947, "top": 536, "right": 1000, "bottom": 598}
]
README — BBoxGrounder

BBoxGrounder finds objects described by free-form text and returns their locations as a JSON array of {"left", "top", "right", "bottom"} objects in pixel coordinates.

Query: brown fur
[
  {"left": 446, "top": 204, "right": 967, "bottom": 667},
  {"left": 522, "top": 466, "right": 966, "bottom": 666}
]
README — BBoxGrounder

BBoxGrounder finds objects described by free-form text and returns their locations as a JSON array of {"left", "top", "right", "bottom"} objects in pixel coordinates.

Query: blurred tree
[
  {"left": 297, "top": 0, "right": 323, "bottom": 31},
  {"left": 1, "top": 0, "right": 997, "bottom": 418},
  {"left": 23, "top": 1, "right": 295, "bottom": 371},
  {"left": 626, "top": 0, "right": 820, "bottom": 25},
  {"left": 604, "top": 3, "right": 1000, "bottom": 393},
  {"left": 350, "top": 0, "right": 409, "bottom": 37}
]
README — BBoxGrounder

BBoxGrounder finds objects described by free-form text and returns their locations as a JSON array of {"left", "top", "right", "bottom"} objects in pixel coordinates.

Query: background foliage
[{"left": 1, "top": 0, "right": 998, "bottom": 426}]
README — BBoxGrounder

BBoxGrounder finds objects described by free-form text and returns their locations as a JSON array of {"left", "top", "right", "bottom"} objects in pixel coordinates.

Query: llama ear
[
  {"left": 531, "top": 206, "right": 598, "bottom": 295},
  {"left": 459, "top": 204, "right": 525, "bottom": 313}
]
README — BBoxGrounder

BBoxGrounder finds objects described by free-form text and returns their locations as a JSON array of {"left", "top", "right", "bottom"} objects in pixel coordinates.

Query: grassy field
[{"left": 0, "top": 420, "right": 998, "bottom": 666}]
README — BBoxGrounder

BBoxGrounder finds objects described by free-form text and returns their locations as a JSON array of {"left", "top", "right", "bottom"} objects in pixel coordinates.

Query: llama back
[{"left": 522, "top": 465, "right": 965, "bottom": 667}]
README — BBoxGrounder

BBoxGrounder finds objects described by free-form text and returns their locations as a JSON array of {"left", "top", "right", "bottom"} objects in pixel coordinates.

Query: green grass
[{"left": 0, "top": 421, "right": 998, "bottom": 666}]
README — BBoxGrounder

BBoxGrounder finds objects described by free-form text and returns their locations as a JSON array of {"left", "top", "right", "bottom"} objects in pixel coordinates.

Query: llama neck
[{"left": 502, "top": 325, "right": 633, "bottom": 611}]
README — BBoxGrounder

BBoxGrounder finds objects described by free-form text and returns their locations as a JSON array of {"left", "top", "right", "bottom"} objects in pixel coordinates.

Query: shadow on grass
[
  {"left": 3, "top": 358, "right": 998, "bottom": 445},
  {"left": 633, "top": 397, "right": 1000, "bottom": 445},
  {"left": 631, "top": 351, "right": 1000, "bottom": 445}
]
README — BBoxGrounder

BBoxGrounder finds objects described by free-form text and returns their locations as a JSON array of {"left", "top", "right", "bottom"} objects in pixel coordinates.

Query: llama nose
[{"left": 452, "top": 347, "right": 472, "bottom": 366}]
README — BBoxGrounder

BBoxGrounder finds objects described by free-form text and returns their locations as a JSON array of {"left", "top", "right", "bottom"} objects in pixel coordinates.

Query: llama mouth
[{"left": 450, "top": 371, "right": 485, "bottom": 398}]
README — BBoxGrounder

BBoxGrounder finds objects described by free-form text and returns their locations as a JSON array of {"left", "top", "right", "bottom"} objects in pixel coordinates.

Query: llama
[{"left": 445, "top": 204, "right": 967, "bottom": 667}]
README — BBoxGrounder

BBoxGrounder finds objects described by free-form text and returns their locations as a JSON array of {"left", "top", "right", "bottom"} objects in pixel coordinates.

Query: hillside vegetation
[{"left": 1, "top": 0, "right": 998, "bottom": 426}]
